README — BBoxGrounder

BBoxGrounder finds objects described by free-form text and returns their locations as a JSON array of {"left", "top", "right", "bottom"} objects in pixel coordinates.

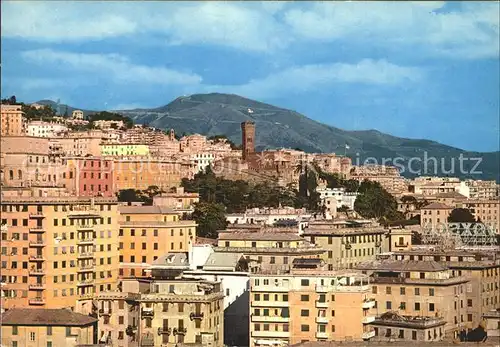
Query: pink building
[{"left": 66, "top": 157, "right": 114, "bottom": 197}]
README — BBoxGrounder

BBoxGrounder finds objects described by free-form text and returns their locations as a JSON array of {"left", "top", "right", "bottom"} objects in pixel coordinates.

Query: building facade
[{"left": 1, "top": 104, "right": 26, "bottom": 136}]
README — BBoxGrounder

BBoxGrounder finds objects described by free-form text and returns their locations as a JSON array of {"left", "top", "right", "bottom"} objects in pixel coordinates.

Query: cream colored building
[
  {"left": 420, "top": 202, "right": 453, "bottom": 228},
  {"left": 72, "top": 110, "right": 84, "bottom": 120},
  {"left": 357, "top": 259, "right": 469, "bottom": 337},
  {"left": 0, "top": 308, "right": 97, "bottom": 347},
  {"left": 1, "top": 104, "right": 26, "bottom": 136},
  {"left": 465, "top": 180, "right": 499, "bottom": 199},
  {"left": 0, "top": 194, "right": 120, "bottom": 310},
  {"left": 459, "top": 199, "right": 500, "bottom": 233},
  {"left": 249, "top": 259, "right": 376, "bottom": 347},
  {"left": 27, "top": 120, "right": 68, "bottom": 137},
  {"left": 153, "top": 187, "right": 200, "bottom": 211}
]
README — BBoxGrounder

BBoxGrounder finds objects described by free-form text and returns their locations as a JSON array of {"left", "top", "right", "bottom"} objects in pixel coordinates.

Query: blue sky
[{"left": 1, "top": 1, "right": 499, "bottom": 152}]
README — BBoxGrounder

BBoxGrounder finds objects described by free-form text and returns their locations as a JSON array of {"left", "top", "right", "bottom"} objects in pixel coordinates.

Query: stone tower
[{"left": 241, "top": 121, "right": 255, "bottom": 161}]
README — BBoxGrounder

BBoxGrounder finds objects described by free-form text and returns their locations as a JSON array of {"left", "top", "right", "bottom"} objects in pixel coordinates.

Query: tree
[
  {"left": 354, "top": 180, "right": 401, "bottom": 222},
  {"left": 1, "top": 95, "right": 17, "bottom": 104},
  {"left": 448, "top": 208, "right": 476, "bottom": 223},
  {"left": 192, "top": 202, "right": 227, "bottom": 238}
]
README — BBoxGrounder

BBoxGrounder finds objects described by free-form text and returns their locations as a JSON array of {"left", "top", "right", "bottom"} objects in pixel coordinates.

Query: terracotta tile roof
[
  {"left": 218, "top": 232, "right": 303, "bottom": 241},
  {"left": 435, "top": 191, "right": 467, "bottom": 199},
  {"left": 195, "top": 237, "right": 217, "bottom": 245},
  {"left": 1, "top": 308, "right": 97, "bottom": 326},
  {"left": 422, "top": 202, "right": 453, "bottom": 210},
  {"left": 118, "top": 205, "right": 177, "bottom": 214}
]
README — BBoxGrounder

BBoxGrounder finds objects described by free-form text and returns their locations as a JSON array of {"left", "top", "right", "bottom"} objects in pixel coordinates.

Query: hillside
[{"left": 38, "top": 93, "right": 499, "bottom": 181}]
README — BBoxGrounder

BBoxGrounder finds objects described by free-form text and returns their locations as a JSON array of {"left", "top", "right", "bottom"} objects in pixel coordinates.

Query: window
[
  {"left": 47, "top": 342, "right": 53, "bottom": 347},
  {"left": 429, "top": 288, "right": 435, "bottom": 296},
  {"left": 386, "top": 301, "right": 392, "bottom": 310},
  {"left": 386, "top": 286, "right": 391, "bottom": 294},
  {"left": 300, "top": 309, "right": 309, "bottom": 317},
  {"left": 300, "top": 295, "right": 309, "bottom": 301},
  {"left": 66, "top": 327, "right": 71, "bottom": 337},
  {"left": 29, "top": 332, "right": 36, "bottom": 341},
  {"left": 118, "top": 331, "right": 124, "bottom": 340},
  {"left": 301, "top": 325, "right": 309, "bottom": 332},
  {"left": 372, "top": 286, "right": 377, "bottom": 294},
  {"left": 414, "top": 288, "right": 420, "bottom": 295},
  {"left": 12, "top": 326, "right": 18, "bottom": 335},
  {"left": 412, "top": 331, "right": 417, "bottom": 340},
  {"left": 467, "top": 299, "right": 473, "bottom": 307},
  {"left": 429, "top": 303, "right": 435, "bottom": 311},
  {"left": 415, "top": 302, "right": 421, "bottom": 310},
  {"left": 47, "top": 326, "right": 52, "bottom": 336},
  {"left": 119, "top": 316, "right": 124, "bottom": 324},
  {"left": 400, "top": 302, "right": 406, "bottom": 310},
  {"left": 300, "top": 279, "right": 309, "bottom": 286},
  {"left": 400, "top": 287, "right": 406, "bottom": 295}
]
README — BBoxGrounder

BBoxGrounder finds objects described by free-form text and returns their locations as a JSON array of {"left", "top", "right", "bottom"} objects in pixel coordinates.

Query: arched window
[
  {"left": 9, "top": 170, "right": 14, "bottom": 180},
  {"left": 18, "top": 170, "right": 22, "bottom": 180}
]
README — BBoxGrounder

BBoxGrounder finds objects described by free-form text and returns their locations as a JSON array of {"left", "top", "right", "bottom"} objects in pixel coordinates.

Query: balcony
[
  {"left": 29, "top": 240, "right": 46, "bottom": 247},
  {"left": 142, "top": 308, "right": 154, "bottom": 318},
  {"left": 251, "top": 315, "right": 289, "bottom": 323},
  {"left": 29, "top": 298, "right": 45, "bottom": 305},
  {"left": 315, "top": 300, "right": 328, "bottom": 308},
  {"left": 29, "top": 255, "right": 45, "bottom": 262},
  {"left": 252, "top": 301, "right": 289, "bottom": 308},
  {"left": 157, "top": 327, "right": 172, "bottom": 336},
  {"left": 315, "top": 285, "right": 329, "bottom": 293},
  {"left": 362, "top": 298, "right": 376, "bottom": 309},
  {"left": 99, "top": 308, "right": 112, "bottom": 316},
  {"left": 251, "top": 331, "right": 289, "bottom": 338},
  {"left": 189, "top": 312, "right": 204, "bottom": 320},
  {"left": 394, "top": 242, "right": 409, "bottom": 248},
  {"left": 29, "top": 213, "right": 45, "bottom": 219},
  {"left": 316, "top": 316, "right": 329, "bottom": 324},
  {"left": 316, "top": 331, "right": 328, "bottom": 339},
  {"left": 78, "top": 264, "right": 95, "bottom": 272},
  {"left": 77, "top": 279, "right": 94, "bottom": 287},
  {"left": 77, "top": 252, "right": 93, "bottom": 259},
  {"left": 79, "top": 293, "right": 94, "bottom": 300},
  {"left": 29, "top": 268, "right": 45, "bottom": 276},
  {"left": 173, "top": 327, "right": 187, "bottom": 336},
  {"left": 29, "top": 284, "right": 45, "bottom": 290},
  {"left": 29, "top": 227, "right": 45, "bottom": 233},
  {"left": 141, "top": 335, "right": 154, "bottom": 347},
  {"left": 76, "top": 223, "right": 94, "bottom": 231},
  {"left": 362, "top": 330, "right": 376, "bottom": 340},
  {"left": 77, "top": 238, "right": 95, "bottom": 245},
  {"left": 362, "top": 316, "right": 376, "bottom": 324}
]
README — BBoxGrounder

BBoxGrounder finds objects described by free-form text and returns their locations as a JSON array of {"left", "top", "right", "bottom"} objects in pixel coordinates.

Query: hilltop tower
[{"left": 241, "top": 121, "right": 255, "bottom": 160}]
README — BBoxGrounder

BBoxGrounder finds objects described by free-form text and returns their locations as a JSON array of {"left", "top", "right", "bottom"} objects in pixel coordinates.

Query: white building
[
  {"left": 192, "top": 152, "right": 215, "bottom": 172},
  {"left": 27, "top": 120, "right": 68, "bottom": 137},
  {"left": 72, "top": 110, "right": 84, "bottom": 120},
  {"left": 316, "top": 187, "right": 358, "bottom": 210},
  {"left": 226, "top": 207, "right": 312, "bottom": 234}
]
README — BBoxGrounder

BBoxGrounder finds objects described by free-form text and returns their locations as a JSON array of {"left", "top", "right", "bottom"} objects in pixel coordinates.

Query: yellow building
[
  {"left": 0, "top": 308, "right": 97, "bottom": 347},
  {"left": 249, "top": 259, "right": 376, "bottom": 347},
  {"left": 303, "top": 221, "right": 387, "bottom": 270},
  {"left": 357, "top": 259, "right": 469, "bottom": 337},
  {"left": 420, "top": 202, "right": 453, "bottom": 228},
  {"left": 118, "top": 205, "right": 197, "bottom": 278},
  {"left": 1, "top": 104, "right": 26, "bottom": 136},
  {"left": 0, "top": 196, "right": 120, "bottom": 310},
  {"left": 100, "top": 144, "right": 150, "bottom": 157},
  {"left": 459, "top": 199, "right": 500, "bottom": 233},
  {"left": 216, "top": 231, "right": 324, "bottom": 273}
]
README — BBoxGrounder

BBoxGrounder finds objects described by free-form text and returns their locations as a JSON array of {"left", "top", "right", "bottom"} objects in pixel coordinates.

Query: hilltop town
[{"left": 0, "top": 101, "right": 499, "bottom": 346}]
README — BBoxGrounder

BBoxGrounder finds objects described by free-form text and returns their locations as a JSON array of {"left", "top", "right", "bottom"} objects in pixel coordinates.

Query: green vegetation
[
  {"left": 1, "top": 95, "right": 59, "bottom": 121},
  {"left": 448, "top": 208, "right": 476, "bottom": 223},
  {"left": 207, "top": 134, "right": 241, "bottom": 150},
  {"left": 354, "top": 180, "right": 403, "bottom": 224},
  {"left": 88, "top": 111, "right": 134, "bottom": 129},
  {"left": 117, "top": 186, "right": 164, "bottom": 205},
  {"left": 191, "top": 202, "right": 228, "bottom": 238}
]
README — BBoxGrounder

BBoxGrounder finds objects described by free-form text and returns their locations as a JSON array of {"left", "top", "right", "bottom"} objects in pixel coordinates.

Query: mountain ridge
[{"left": 36, "top": 93, "right": 499, "bottom": 181}]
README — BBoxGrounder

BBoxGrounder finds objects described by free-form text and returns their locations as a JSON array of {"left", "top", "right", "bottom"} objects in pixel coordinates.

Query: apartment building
[
  {"left": 0, "top": 308, "right": 98, "bottom": 347},
  {"left": 215, "top": 231, "right": 324, "bottom": 273},
  {"left": 118, "top": 205, "right": 197, "bottom": 278},
  {"left": 100, "top": 144, "right": 150, "bottom": 157},
  {"left": 349, "top": 165, "right": 408, "bottom": 196},
  {"left": 390, "top": 249, "right": 500, "bottom": 329},
  {"left": 249, "top": 259, "right": 376, "bottom": 347},
  {"left": 113, "top": 158, "right": 190, "bottom": 192},
  {"left": 27, "top": 120, "right": 68, "bottom": 137},
  {"left": 226, "top": 207, "right": 311, "bottom": 232},
  {"left": 0, "top": 195, "right": 120, "bottom": 310},
  {"left": 48, "top": 132, "right": 102, "bottom": 157},
  {"left": 152, "top": 187, "right": 200, "bottom": 211},
  {"left": 302, "top": 221, "right": 387, "bottom": 270},
  {"left": 138, "top": 259, "right": 225, "bottom": 347},
  {"left": 458, "top": 199, "right": 500, "bottom": 233},
  {"left": 1, "top": 104, "right": 26, "bottom": 136},
  {"left": 357, "top": 259, "right": 469, "bottom": 337},
  {"left": 420, "top": 202, "right": 453, "bottom": 228},
  {"left": 64, "top": 157, "right": 115, "bottom": 197},
  {"left": 370, "top": 311, "right": 446, "bottom": 342},
  {"left": 465, "top": 180, "right": 499, "bottom": 199}
]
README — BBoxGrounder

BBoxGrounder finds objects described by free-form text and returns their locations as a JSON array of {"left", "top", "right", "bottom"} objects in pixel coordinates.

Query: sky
[{"left": 1, "top": 1, "right": 499, "bottom": 152}]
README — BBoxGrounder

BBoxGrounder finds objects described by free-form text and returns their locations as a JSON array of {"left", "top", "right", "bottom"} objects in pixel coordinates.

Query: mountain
[
  {"left": 35, "top": 99, "right": 95, "bottom": 118},
  {"left": 38, "top": 93, "right": 500, "bottom": 181}
]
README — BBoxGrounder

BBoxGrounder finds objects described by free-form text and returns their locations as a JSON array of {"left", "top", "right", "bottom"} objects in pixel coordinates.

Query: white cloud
[
  {"left": 205, "top": 60, "right": 422, "bottom": 99},
  {"left": 283, "top": 2, "right": 499, "bottom": 59},
  {"left": 21, "top": 49, "right": 202, "bottom": 86}
]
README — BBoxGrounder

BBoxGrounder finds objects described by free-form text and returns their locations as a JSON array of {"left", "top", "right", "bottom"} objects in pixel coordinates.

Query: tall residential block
[
  {"left": 0, "top": 196, "right": 120, "bottom": 310},
  {"left": 118, "top": 205, "right": 197, "bottom": 278},
  {"left": 1, "top": 105, "right": 26, "bottom": 136},
  {"left": 249, "top": 259, "right": 376, "bottom": 347},
  {"left": 241, "top": 121, "right": 255, "bottom": 161}
]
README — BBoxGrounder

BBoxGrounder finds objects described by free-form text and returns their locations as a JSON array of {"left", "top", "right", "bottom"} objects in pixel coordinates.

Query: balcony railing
[
  {"left": 394, "top": 242, "right": 409, "bottom": 248},
  {"left": 362, "top": 316, "right": 376, "bottom": 324},
  {"left": 77, "top": 279, "right": 94, "bottom": 287},
  {"left": 99, "top": 308, "right": 112, "bottom": 316},
  {"left": 362, "top": 330, "right": 376, "bottom": 339},
  {"left": 29, "top": 268, "right": 45, "bottom": 276},
  {"left": 189, "top": 312, "right": 204, "bottom": 320},
  {"left": 142, "top": 308, "right": 154, "bottom": 318},
  {"left": 362, "top": 298, "right": 376, "bottom": 309},
  {"left": 315, "top": 285, "right": 329, "bottom": 293},
  {"left": 29, "top": 213, "right": 45, "bottom": 219},
  {"left": 315, "top": 300, "right": 328, "bottom": 308},
  {"left": 78, "top": 264, "right": 95, "bottom": 272},
  {"left": 29, "top": 240, "right": 46, "bottom": 247},
  {"left": 173, "top": 327, "right": 187, "bottom": 336},
  {"left": 77, "top": 252, "right": 93, "bottom": 259},
  {"left": 316, "top": 331, "right": 328, "bottom": 339},
  {"left": 29, "top": 284, "right": 45, "bottom": 290},
  {"left": 76, "top": 223, "right": 95, "bottom": 230},
  {"left": 316, "top": 316, "right": 329, "bottom": 324},
  {"left": 29, "top": 255, "right": 45, "bottom": 261},
  {"left": 29, "top": 227, "right": 45, "bottom": 233},
  {"left": 77, "top": 238, "right": 95, "bottom": 245},
  {"left": 157, "top": 327, "right": 172, "bottom": 336},
  {"left": 29, "top": 298, "right": 45, "bottom": 305}
]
